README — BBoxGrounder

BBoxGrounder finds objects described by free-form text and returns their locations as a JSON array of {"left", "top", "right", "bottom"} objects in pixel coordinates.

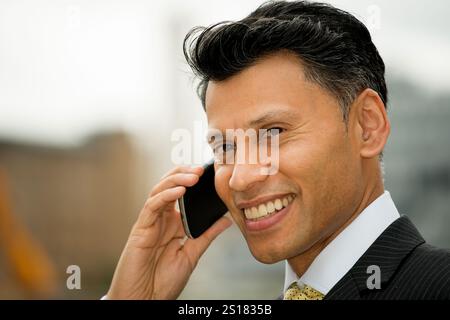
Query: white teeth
[
  {"left": 243, "top": 195, "right": 295, "bottom": 220},
  {"left": 251, "top": 207, "right": 259, "bottom": 219},
  {"left": 266, "top": 201, "right": 275, "bottom": 214},
  {"left": 274, "top": 199, "right": 282, "bottom": 210},
  {"left": 258, "top": 204, "right": 267, "bottom": 216}
]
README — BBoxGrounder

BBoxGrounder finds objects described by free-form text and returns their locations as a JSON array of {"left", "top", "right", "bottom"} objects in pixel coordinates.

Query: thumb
[{"left": 183, "top": 216, "right": 232, "bottom": 263}]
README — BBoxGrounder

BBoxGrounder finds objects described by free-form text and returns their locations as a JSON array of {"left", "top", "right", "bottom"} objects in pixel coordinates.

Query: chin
[
  {"left": 246, "top": 241, "right": 289, "bottom": 264},
  {"left": 246, "top": 232, "right": 313, "bottom": 264}
]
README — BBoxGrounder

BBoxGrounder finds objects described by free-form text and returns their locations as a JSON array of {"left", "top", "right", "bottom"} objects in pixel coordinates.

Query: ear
[{"left": 353, "top": 89, "right": 390, "bottom": 159}]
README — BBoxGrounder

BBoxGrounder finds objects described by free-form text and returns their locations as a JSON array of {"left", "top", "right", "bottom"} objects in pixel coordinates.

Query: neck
[{"left": 287, "top": 170, "right": 385, "bottom": 278}]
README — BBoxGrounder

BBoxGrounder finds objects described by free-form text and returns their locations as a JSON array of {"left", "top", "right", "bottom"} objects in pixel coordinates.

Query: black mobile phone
[{"left": 178, "top": 160, "right": 228, "bottom": 238}]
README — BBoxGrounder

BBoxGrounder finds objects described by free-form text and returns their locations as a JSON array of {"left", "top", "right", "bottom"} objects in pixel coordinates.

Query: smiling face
[{"left": 205, "top": 52, "right": 369, "bottom": 264}]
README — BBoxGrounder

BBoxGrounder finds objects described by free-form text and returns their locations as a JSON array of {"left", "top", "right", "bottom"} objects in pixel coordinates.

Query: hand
[{"left": 106, "top": 166, "right": 232, "bottom": 299}]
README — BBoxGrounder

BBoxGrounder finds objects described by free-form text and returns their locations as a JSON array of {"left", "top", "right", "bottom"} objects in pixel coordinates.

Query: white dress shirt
[{"left": 283, "top": 190, "right": 400, "bottom": 295}]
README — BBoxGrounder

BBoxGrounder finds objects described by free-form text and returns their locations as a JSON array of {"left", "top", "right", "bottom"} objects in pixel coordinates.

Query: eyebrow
[
  {"left": 248, "top": 109, "right": 293, "bottom": 127},
  {"left": 206, "top": 109, "right": 294, "bottom": 143}
]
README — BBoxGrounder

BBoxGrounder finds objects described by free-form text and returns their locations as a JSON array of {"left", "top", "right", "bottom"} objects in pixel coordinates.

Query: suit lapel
[{"left": 325, "top": 215, "right": 425, "bottom": 300}]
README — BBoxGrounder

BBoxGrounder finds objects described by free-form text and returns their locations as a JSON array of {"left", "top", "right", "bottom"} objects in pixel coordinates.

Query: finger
[
  {"left": 174, "top": 213, "right": 188, "bottom": 238},
  {"left": 163, "top": 209, "right": 187, "bottom": 241},
  {"left": 159, "top": 166, "right": 204, "bottom": 181},
  {"left": 149, "top": 172, "right": 203, "bottom": 197},
  {"left": 138, "top": 186, "right": 186, "bottom": 228},
  {"left": 183, "top": 216, "right": 233, "bottom": 263}
]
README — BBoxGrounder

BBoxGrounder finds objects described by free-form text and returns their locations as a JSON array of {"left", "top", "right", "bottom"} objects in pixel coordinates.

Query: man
[{"left": 106, "top": 1, "right": 450, "bottom": 299}]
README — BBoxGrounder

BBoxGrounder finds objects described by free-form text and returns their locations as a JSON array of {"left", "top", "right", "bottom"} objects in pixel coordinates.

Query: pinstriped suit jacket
[{"left": 280, "top": 215, "right": 450, "bottom": 300}]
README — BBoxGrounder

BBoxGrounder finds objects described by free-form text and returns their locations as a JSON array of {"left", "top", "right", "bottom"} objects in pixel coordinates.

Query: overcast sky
[{"left": 0, "top": 0, "right": 449, "bottom": 146}]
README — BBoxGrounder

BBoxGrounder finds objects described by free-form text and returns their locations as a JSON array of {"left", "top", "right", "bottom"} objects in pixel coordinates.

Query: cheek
[
  {"left": 279, "top": 127, "right": 356, "bottom": 210},
  {"left": 214, "top": 166, "right": 246, "bottom": 227},
  {"left": 214, "top": 165, "right": 232, "bottom": 203},
  {"left": 278, "top": 136, "right": 328, "bottom": 188}
]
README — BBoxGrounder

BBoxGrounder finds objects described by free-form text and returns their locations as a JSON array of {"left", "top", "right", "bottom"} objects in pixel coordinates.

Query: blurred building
[{"left": 0, "top": 132, "right": 147, "bottom": 299}]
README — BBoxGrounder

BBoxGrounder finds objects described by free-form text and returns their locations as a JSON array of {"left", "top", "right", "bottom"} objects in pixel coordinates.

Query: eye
[
  {"left": 213, "top": 142, "right": 235, "bottom": 155},
  {"left": 212, "top": 142, "right": 235, "bottom": 164},
  {"left": 262, "top": 127, "right": 284, "bottom": 139},
  {"left": 266, "top": 127, "right": 283, "bottom": 136}
]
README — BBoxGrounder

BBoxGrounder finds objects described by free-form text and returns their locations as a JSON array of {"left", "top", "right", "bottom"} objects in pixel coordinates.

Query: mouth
[{"left": 239, "top": 194, "right": 296, "bottom": 232}]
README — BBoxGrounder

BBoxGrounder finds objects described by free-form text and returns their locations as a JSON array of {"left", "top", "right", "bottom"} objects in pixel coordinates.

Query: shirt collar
[{"left": 283, "top": 190, "right": 400, "bottom": 295}]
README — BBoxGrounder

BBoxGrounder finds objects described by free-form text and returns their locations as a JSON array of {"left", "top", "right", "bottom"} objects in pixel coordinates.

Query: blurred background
[{"left": 0, "top": 0, "right": 449, "bottom": 299}]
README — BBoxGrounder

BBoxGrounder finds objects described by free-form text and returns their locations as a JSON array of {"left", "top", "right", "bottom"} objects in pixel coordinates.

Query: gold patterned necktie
[{"left": 283, "top": 281, "right": 325, "bottom": 300}]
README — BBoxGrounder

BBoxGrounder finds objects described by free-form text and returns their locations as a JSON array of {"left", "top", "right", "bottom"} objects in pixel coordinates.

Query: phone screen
[{"left": 178, "top": 160, "right": 228, "bottom": 238}]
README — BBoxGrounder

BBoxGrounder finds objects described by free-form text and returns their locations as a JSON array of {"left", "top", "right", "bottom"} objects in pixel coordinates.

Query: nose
[{"left": 228, "top": 163, "right": 269, "bottom": 192}]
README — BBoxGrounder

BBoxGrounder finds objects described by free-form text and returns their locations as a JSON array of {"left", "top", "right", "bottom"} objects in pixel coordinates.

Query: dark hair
[{"left": 183, "top": 0, "right": 387, "bottom": 122}]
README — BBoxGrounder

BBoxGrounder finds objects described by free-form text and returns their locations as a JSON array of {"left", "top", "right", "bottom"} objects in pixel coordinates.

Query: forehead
[{"left": 205, "top": 52, "right": 316, "bottom": 130}]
